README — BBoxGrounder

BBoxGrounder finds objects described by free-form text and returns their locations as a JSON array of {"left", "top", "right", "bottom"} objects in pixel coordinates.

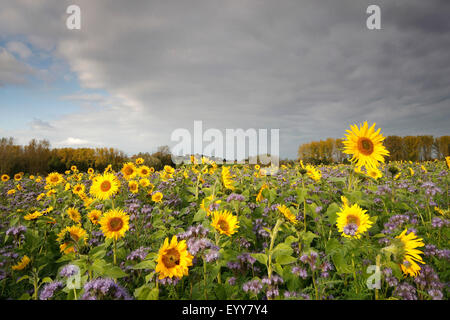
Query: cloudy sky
[{"left": 0, "top": 0, "right": 449, "bottom": 159}]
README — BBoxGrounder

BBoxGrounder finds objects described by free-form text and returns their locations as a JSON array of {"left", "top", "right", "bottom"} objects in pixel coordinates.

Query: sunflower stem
[
  {"left": 215, "top": 232, "right": 221, "bottom": 284},
  {"left": 113, "top": 238, "right": 117, "bottom": 265},
  {"left": 203, "top": 256, "right": 208, "bottom": 300}
]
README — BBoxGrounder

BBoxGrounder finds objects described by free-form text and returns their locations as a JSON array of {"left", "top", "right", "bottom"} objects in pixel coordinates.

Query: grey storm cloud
[{"left": 0, "top": 0, "right": 449, "bottom": 158}]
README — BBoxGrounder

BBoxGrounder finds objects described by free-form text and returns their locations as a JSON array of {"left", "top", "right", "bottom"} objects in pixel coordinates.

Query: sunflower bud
[{"left": 299, "top": 168, "right": 307, "bottom": 175}]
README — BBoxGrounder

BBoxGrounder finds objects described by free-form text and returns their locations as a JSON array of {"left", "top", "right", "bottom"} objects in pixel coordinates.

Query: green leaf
[
  {"left": 146, "top": 288, "right": 159, "bottom": 300},
  {"left": 18, "top": 293, "right": 31, "bottom": 300},
  {"left": 275, "top": 255, "right": 297, "bottom": 265},
  {"left": 300, "top": 231, "right": 319, "bottom": 247},
  {"left": 102, "top": 265, "right": 128, "bottom": 278},
  {"left": 325, "top": 238, "right": 340, "bottom": 255},
  {"left": 296, "top": 188, "right": 307, "bottom": 203},
  {"left": 251, "top": 253, "right": 268, "bottom": 266},
  {"left": 132, "top": 260, "right": 156, "bottom": 270},
  {"left": 40, "top": 277, "right": 53, "bottom": 284},
  {"left": 332, "top": 252, "right": 353, "bottom": 274},
  {"left": 16, "top": 275, "right": 29, "bottom": 283},
  {"left": 193, "top": 209, "right": 206, "bottom": 222},
  {"left": 271, "top": 243, "right": 293, "bottom": 259},
  {"left": 273, "top": 263, "right": 284, "bottom": 276}
]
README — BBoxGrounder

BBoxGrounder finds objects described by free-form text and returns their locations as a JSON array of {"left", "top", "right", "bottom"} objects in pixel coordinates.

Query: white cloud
[{"left": 57, "top": 137, "right": 92, "bottom": 146}]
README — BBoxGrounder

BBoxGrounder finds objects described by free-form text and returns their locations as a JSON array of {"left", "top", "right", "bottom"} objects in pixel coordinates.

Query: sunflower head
[
  {"left": 155, "top": 236, "right": 193, "bottom": 279},
  {"left": 72, "top": 184, "right": 85, "bottom": 195},
  {"left": 99, "top": 209, "right": 130, "bottom": 240},
  {"left": 56, "top": 225, "right": 87, "bottom": 254},
  {"left": 211, "top": 210, "right": 239, "bottom": 237},
  {"left": 221, "top": 166, "right": 235, "bottom": 190},
  {"left": 88, "top": 209, "right": 102, "bottom": 225},
  {"left": 128, "top": 180, "right": 139, "bottom": 194},
  {"left": 152, "top": 191, "right": 163, "bottom": 203},
  {"left": 278, "top": 205, "right": 298, "bottom": 224},
  {"left": 343, "top": 122, "right": 390, "bottom": 169},
  {"left": 135, "top": 157, "right": 144, "bottom": 165},
  {"left": 121, "top": 162, "right": 137, "bottom": 180},
  {"left": 138, "top": 165, "right": 151, "bottom": 177},
  {"left": 66, "top": 207, "right": 81, "bottom": 223},
  {"left": 46, "top": 172, "right": 64, "bottom": 186},
  {"left": 12, "top": 255, "right": 31, "bottom": 271},
  {"left": 90, "top": 172, "right": 120, "bottom": 200},
  {"left": 395, "top": 229, "right": 425, "bottom": 277},
  {"left": 366, "top": 167, "right": 382, "bottom": 180},
  {"left": 1, "top": 174, "right": 10, "bottom": 182},
  {"left": 336, "top": 203, "right": 373, "bottom": 239}
]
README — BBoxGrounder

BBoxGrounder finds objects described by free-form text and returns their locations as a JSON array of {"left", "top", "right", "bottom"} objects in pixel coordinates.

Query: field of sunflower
[{"left": 0, "top": 123, "right": 449, "bottom": 300}]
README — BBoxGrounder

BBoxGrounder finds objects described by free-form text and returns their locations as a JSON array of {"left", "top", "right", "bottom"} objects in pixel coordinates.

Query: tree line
[
  {"left": 298, "top": 135, "right": 449, "bottom": 164},
  {"left": 0, "top": 137, "right": 174, "bottom": 175}
]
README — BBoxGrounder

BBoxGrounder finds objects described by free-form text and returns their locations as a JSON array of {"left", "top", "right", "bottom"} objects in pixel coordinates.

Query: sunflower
[
  {"left": 396, "top": 229, "right": 425, "bottom": 277},
  {"left": 164, "top": 165, "right": 175, "bottom": 174},
  {"left": 343, "top": 122, "right": 390, "bottom": 169},
  {"left": 135, "top": 157, "right": 144, "bottom": 165},
  {"left": 138, "top": 165, "right": 151, "bottom": 177},
  {"left": 14, "top": 173, "right": 23, "bottom": 181},
  {"left": 88, "top": 209, "right": 102, "bottom": 225},
  {"left": 1, "top": 174, "right": 9, "bottom": 182},
  {"left": 99, "top": 209, "right": 130, "bottom": 240},
  {"left": 211, "top": 210, "right": 239, "bottom": 237},
  {"left": 336, "top": 203, "right": 373, "bottom": 239},
  {"left": 7, "top": 189, "right": 16, "bottom": 195},
  {"left": 57, "top": 225, "right": 87, "bottom": 254},
  {"left": 89, "top": 172, "right": 120, "bottom": 200},
  {"left": 278, "top": 205, "right": 298, "bottom": 224},
  {"left": 152, "top": 191, "right": 163, "bottom": 203},
  {"left": 408, "top": 167, "right": 415, "bottom": 176},
  {"left": 66, "top": 207, "right": 81, "bottom": 223},
  {"left": 46, "top": 172, "right": 64, "bottom": 186},
  {"left": 121, "top": 162, "right": 137, "bottom": 180},
  {"left": 88, "top": 168, "right": 94, "bottom": 175},
  {"left": 256, "top": 184, "right": 268, "bottom": 202},
  {"left": 128, "top": 180, "right": 139, "bottom": 194},
  {"left": 155, "top": 236, "right": 193, "bottom": 279},
  {"left": 221, "top": 166, "right": 235, "bottom": 190},
  {"left": 139, "top": 178, "right": 151, "bottom": 188},
  {"left": 72, "top": 183, "right": 85, "bottom": 195},
  {"left": 71, "top": 165, "right": 78, "bottom": 172},
  {"left": 446, "top": 156, "right": 450, "bottom": 169},
  {"left": 12, "top": 255, "right": 31, "bottom": 271},
  {"left": 366, "top": 167, "right": 382, "bottom": 180},
  {"left": 305, "top": 164, "right": 322, "bottom": 182},
  {"left": 24, "top": 211, "right": 43, "bottom": 221}
]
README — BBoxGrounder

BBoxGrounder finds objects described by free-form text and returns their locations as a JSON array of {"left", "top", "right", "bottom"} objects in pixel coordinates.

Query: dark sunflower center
[
  {"left": 162, "top": 248, "right": 180, "bottom": 268},
  {"left": 346, "top": 215, "right": 360, "bottom": 226},
  {"left": 358, "top": 138, "right": 374, "bottom": 155},
  {"left": 108, "top": 217, "right": 124, "bottom": 232},
  {"left": 141, "top": 169, "right": 148, "bottom": 175},
  {"left": 218, "top": 219, "right": 229, "bottom": 232},
  {"left": 70, "top": 233, "right": 80, "bottom": 241},
  {"left": 50, "top": 176, "right": 59, "bottom": 182},
  {"left": 124, "top": 167, "right": 134, "bottom": 175},
  {"left": 100, "top": 180, "right": 111, "bottom": 192}
]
